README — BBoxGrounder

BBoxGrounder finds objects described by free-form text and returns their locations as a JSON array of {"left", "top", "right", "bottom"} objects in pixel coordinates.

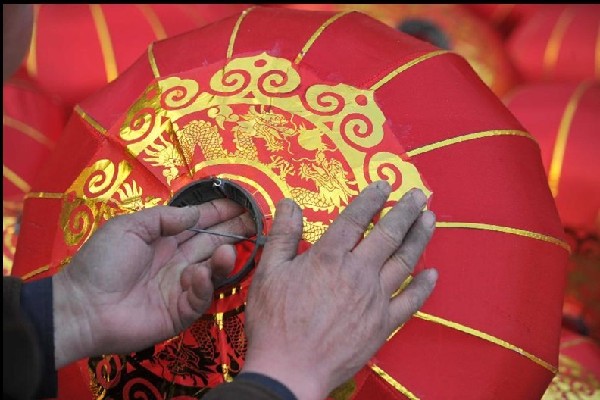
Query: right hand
[{"left": 242, "top": 180, "right": 438, "bottom": 400}]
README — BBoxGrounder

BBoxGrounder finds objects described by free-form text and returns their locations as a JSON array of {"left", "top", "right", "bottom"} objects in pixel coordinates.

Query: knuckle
[{"left": 389, "top": 252, "right": 414, "bottom": 275}]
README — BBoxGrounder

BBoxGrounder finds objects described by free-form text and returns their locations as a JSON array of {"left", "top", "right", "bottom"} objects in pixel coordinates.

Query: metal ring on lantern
[{"left": 168, "top": 177, "right": 266, "bottom": 289}]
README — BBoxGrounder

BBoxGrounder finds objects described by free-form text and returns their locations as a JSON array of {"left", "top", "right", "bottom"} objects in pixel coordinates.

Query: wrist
[
  {"left": 241, "top": 347, "right": 328, "bottom": 400},
  {"left": 52, "top": 269, "right": 93, "bottom": 368}
]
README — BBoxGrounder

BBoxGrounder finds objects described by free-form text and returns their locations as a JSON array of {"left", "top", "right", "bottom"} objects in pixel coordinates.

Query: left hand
[{"left": 53, "top": 199, "right": 256, "bottom": 368}]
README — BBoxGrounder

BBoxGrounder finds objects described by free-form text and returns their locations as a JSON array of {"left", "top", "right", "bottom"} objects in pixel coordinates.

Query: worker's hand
[
  {"left": 53, "top": 199, "right": 256, "bottom": 368},
  {"left": 242, "top": 181, "right": 438, "bottom": 400}
]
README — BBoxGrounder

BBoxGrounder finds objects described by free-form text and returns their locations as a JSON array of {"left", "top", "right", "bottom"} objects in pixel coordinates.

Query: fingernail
[
  {"left": 412, "top": 189, "right": 427, "bottom": 206},
  {"left": 374, "top": 180, "right": 391, "bottom": 194},
  {"left": 427, "top": 268, "right": 439, "bottom": 285},
  {"left": 276, "top": 198, "right": 297, "bottom": 215},
  {"left": 421, "top": 210, "right": 436, "bottom": 228}
]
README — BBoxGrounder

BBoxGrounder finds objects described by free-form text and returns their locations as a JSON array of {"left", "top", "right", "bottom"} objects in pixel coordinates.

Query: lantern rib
[
  {"left": 543, "top": 7, "right": 575, "bottom": 78},
  {"left": 405, "top": 129, "right": 538, "bottom": 157},
  {"left": 435, "top": 221, "right": 570, "bottom": 252},
  {"left": 26, "top": 4, "right": 40, "bottom": 77},
  {"left": 596, "top": 24, "right": 600, "bottom": 76},
  {"left": 136, "top": 5, "right": 167, "bottom": 41},
  {"left": 89, "top": 4, "right": 118, "bottom": 83},
  {"left": 74, "top": 105, "right": 108, "bottom": 136},
  {"left": 548, "top": 82, "right": 591, "bottom": 197},
  {"left": 176, "top": 4, "right": 208, "bottom": 26},
  {"left": 3, "top": 200, "right": 22, "bottom": 211},
  {"left": 147, "top": 43, "right": 161, "bottom": 78},
  {"left": 21, "top": 264, "right": 51, "bottom": 281},
  {"left": 559, "top": 337, "right": 591, "bottom": 350},
  {"left": 3, "top": 115, "right": 55, "bottom": 148},
  {"left": 3, "top": 165, "right": 31, "bottom": 193},
  {"left": 227, "top": 6, "right": 256, "bottom": 59},
  {"left": 415, "top": 311, "right": 558, "bottom": 374},
  {"left": 294, "top": 11, "right": 353, "bottom": 65},
  {"left": 370, "top": 363, "right": 419, "bottom": 400},
  {"left": 369, "top": 50, "right": 449, "bottom": 92}
]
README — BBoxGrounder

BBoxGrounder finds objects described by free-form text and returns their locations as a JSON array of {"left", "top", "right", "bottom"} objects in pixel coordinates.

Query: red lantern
[
  {"left": 267, "top": 4, "right": 518, "bottom": 97},
  {"left": 2, "top": 77, "right": 69, "bottom": 276},
  {"left": 504, "top": 81, "right": 600, "bottom": 235},
  {"left": 542, "top": 327, "right": 600, "bottom": 399},
  {"left": 504, "top": 81, "right": 600, "bottom": 342},
  {"left": 505, "top": 4, "right": 600, "bottom": 83},
  {"left": 464, "top": 4, "right": 543, "bottom": 38},
  {"left": 14, "top": 6, "right": 569, "bottom": 399},
  {"left": 19, "top": 4, "right": 252, "bottom": 110}
]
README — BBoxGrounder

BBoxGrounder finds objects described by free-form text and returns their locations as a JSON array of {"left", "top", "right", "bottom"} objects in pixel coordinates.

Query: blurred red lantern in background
[
  {"left": 465, "top": 4, "right": 543, "bottom": 38},
  {"left": 267, "top": 4, "right": 518, "bottom": 97},
  {"left": 504, "top": 81, "right": 600, "bottom": 343},
  {"left": 542, "top": 327, "right": 600, "bottom": 399},
  {"left": 17, "top": 4, "right": 252, "bottom": 111},
  {"left": 504, "top": 81, "right": 600, "bottom": 237},
  {"left": 505, "top": 4, "right": 600, "bottom": 84},
  {"left": 3, "top": 76, "right": 69, "bottom": 276},
  {"left": 13, "top": 6, "right": 569, "bottom": 399}
]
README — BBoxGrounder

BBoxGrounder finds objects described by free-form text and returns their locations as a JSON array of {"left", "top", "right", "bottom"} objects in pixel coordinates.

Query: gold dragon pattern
[{"left": 62, "top": 52, "right": 429, "bottom": 250}]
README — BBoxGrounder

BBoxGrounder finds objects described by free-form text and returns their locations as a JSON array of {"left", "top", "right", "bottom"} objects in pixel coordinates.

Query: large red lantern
[
  {"left": 267, "top": 4, "right": 518, "bottom": 97},
  {"left": 505, "top": 4, "right": 600, "bottom": 84},
  {"left": 18, "top": 4, "right": 252, "bottom": 110},
  {"left": 3, "top": 77, "right": 69, "bottom": 276},
  {"left": 13, "top": 7, "right": 569, "bottom": 399}
]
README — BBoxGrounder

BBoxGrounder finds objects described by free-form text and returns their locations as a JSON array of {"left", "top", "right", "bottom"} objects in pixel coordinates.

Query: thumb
[
  {"left": 258, "top": 198, "right": 303, "bottom": 269},
  {"left": 114, "top": 205, "right": 199, "bottom": 243}
]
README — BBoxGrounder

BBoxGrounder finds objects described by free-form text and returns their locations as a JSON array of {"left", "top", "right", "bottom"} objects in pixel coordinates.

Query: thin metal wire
[{"left": 187, "top": 227, "right": 257, "bottom": 243}]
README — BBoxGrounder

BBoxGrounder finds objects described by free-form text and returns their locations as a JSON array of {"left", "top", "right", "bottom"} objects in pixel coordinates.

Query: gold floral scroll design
[
  {"left": 542, "top": 354, "right": 600, "bottom": 399},
  {"left": 118, "top": 53, "right": 429, "bottom": 243},
  {"left": 60, "top": 159, "right": 162, "bottom": 247}
]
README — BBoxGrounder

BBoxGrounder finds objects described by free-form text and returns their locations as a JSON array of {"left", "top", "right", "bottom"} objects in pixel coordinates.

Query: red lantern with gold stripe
[
  {"left": 542, "top": 327, "right": 600, "bottom": 399},
  {"left": 505, "top": 4, "right": 600, "bottom": 83},
  {"left": 504, "top": 81, "right": 600, "bottom": 342},
  {"left": 3, "top": 76, "right": 69, "bottom": 276},
  {"left": 267, "top": 3, "right": 518, "bottom": 97},
  {"left": 504, "top": 81, "right": 600, "bottom": 236},
  {"left": 20, "top": 4, "right": 252, "bottom": 110},
  {"left": 13, "top": 6, "right": 569, "bottom": 399}
]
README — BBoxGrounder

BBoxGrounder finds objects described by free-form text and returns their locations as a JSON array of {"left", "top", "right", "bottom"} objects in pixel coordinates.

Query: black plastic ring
[{"left": 168, "top": 177, "right": 265, "bottom": 289}]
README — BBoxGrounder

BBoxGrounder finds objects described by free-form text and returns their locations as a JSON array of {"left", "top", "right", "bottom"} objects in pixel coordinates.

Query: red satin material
[
  {"left": 2, "top": 77, "right": 68, "bottom": 276},
  {"left": 504, "top": 81, "right": 600, "bottom": 235},
  {"left": 506, "top": 5, "right": 600, "bottom": 83},
  {"left": 267, "top": 4, "right": 517, "bottom": 96},
  {"left": 13, "top": 7, "right": 568, "bottom": 399},
  {"left": 20, "top": 4, "right": 252, "bottom": 110},
  {"left": 465, "top": 4, "right": 543, "bottom": 38}
]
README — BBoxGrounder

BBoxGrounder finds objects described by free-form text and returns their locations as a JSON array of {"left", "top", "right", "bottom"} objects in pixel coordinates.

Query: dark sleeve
[
  {"left": 203, "top": 372, "right": 298, "bottom": 400},
  {"left": 20, "top": 277, "right": 58, "bottom": 398},
  {"left": 2, "top": 276, "right": 57, "bottom": 400}
]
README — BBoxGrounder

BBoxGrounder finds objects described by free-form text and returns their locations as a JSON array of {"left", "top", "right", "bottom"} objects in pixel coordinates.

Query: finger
[
  {"left": 312, "top": 181, "right": 390, "bottom": 255},
  {"left": 353, "top": 188, "right": 427, "bottom": 266},
  {"left": 110, "top": 205, "right": 201, "bottom": 243},
  {"left": 179, "top": 212, "right": 256, "bottom": 263},
  {"left": 206, "top": 244, "right": 238, "bottom": 284},
  {"left": 258, "top": 198, "right": 303, "bottom": 268},
  {"left": 388, "top": 268, "right": 438, "bottom": 331},
  {"left": 173, "top": 198, "right": 248, "bottom": 244},
  {"left": 381, "top": 210, "right": 436, "bottom": 297},
  {"left": 178, "top": 264, "right": 214, "bottom": 328}
]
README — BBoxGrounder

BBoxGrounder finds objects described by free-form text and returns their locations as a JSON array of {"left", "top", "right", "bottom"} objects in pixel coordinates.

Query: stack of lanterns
[{"left": 4, "top": 3, "right": 599, "bottom": 399}]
